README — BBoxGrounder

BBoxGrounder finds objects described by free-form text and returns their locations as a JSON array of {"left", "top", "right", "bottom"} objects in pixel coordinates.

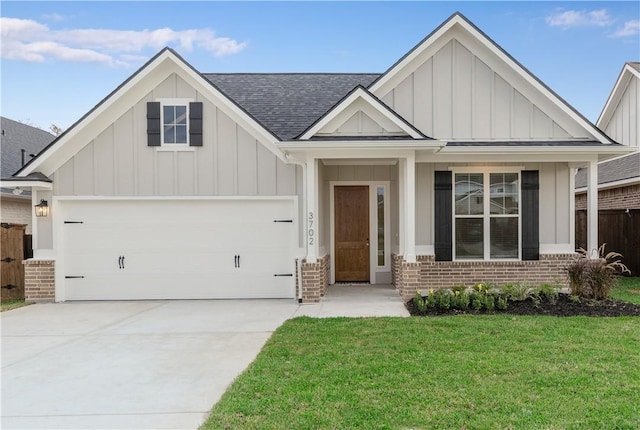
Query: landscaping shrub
[{"left": 566, "top": 244, "right": 630, "bottom": 300}]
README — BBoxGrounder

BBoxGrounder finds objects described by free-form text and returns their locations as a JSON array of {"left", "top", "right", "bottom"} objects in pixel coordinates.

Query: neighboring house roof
[
  {"left": 597, "top": 62, "right": 640, "bottom": 132},
  {"left": 1, "top": 117, "right": 55, "bottom": 196},
  {"left": 575, "top": 152, "right": 640, "bottom": 189},
  {"left": 204, "top": 73, "right": 379, "bottom": 140}
]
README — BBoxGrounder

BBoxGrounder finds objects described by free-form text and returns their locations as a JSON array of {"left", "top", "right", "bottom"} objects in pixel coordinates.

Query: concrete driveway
[{"left": 1, "top": 300, "right": 300, "bottom": 429}]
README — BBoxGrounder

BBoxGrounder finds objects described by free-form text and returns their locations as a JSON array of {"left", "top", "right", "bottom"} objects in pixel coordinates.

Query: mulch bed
[{"left": 407, "top": 293, "right": 640, "bottom": 317}]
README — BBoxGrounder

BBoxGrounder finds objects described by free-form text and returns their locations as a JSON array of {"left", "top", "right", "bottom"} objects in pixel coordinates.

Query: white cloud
[
  {"left": 609, "top": 20, "right": 640, "bottom": 38},
  {"left": 546, "top": 9, "right": 614, "bottom": 28},
  {"left": 0, "top": 17, "right": 248, "bottom": 67}
]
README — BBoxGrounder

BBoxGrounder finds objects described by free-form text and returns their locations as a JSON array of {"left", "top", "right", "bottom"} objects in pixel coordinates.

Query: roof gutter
[{"left": 277, "top": 139, "right": 444, "bottom": 151}]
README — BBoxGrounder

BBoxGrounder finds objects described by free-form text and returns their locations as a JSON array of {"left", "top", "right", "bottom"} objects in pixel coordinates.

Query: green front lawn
[
  {"left": 611, "top": 277, "right": 640, "bottom": 304},
  {"left": 0, "top": 299, "right": 32, "bottom": 312},
  {"left": 203, "top": 316, "right": 639, "bottom": 429}
]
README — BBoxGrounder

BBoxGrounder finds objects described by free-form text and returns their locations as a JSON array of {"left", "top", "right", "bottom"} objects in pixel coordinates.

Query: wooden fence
[{"left": 576, "top": 209, "right": 640, "bottom": 276}]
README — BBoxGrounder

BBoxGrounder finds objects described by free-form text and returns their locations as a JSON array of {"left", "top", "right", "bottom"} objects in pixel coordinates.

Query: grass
[
  {"left": 611, "top": 277, "right": 640, "bottom": 305},
  {"left": 0, "top": 299, "right": 32, "bottom": 312},
  {"left": 203, "top": 316, "right": 640, "bottom": 429}
]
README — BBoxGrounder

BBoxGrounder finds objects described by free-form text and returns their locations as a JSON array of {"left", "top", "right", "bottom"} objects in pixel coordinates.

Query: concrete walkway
[
  {"left": 295, "top": 284, "right": 409, "bottom": 318},
  {"left": 1, "top": 286, "right": 406, "bottom": 429}
]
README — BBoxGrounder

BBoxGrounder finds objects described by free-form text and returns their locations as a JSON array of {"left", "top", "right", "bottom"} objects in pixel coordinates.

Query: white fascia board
[
  {"left": 438, "top": 145, "right": 633, "bottom": 157},
  {"left": 300, "top": 87, "right": 422, "bottom": 139},
  {"left": 0, "top": 180, "right": 52, "bottom": 190},
  {"left": 370, "top": 14, "right": 612, "bottom": 144},
  {"left": 596, "top": 65, "right": 639, "bottom": 129},
  {"left": 575, "top": 176, "right": 640, "bottom": 193},
  {"left": 278, "top": 139, "right": 443, "bottom": 151},
  {"left": 20, "top": 50, "right": 283, "bottom": 178}
]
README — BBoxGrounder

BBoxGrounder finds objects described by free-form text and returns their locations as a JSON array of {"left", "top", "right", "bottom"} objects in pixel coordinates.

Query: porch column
[
  {"left": 587, "top": 159, "right": 598, "bottom": 257},
  {"left": 404, "top": 152, "right": 416, "bottom": 262},
  {"left": 306, "top": 156, "right": 319, "bottom": 262},
  {"left": 398, "top": 159, "right": 405, "bottom": 256}
]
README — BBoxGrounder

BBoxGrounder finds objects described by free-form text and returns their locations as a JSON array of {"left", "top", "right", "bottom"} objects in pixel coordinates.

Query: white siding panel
[
  {"left": 493, "top": 75, "right": 511, "bottom": 138},
  {"left": 276, "top": 160, "right": 296, "bottom": 196},
  {"left": 177, "top": 152, "right": 195, "bottom": 195},
  {"left": 555, "top": 163, "right": 570, "bottom": 244},
  {"left": 216, "top": 110, "right": 237, "bottom": 196},
  {"left": 154, "top": 74, "right": 176, "bottom": 98},
  {"left": 257, "top": 144, "right": 277, "bottom": 196},
  {"left": 361, "top": 112, "right": 385, "bottom": 134},
  {"left": 156, "top": 152, "right": 175, "bottom": 195},
  {"left": 533, "top": 106, "right": 553, "bottom": 137},
  {"left": 416, "top": 163, "right": 433, "bottom": 246},
  {"left": 373, "top": 165, "right": 391, "bottom": 181},
  {"left": 513, "top": 90, "right": 531, "bottom": 138},
  {"left": 394, "top": 74, "right": 414, "bottom": 124},
  {"left": 94, "top": 126, "right": 115, "bottom": 196},
  {"left": 114, "top": 108, "right": 135, "bottom": 195},
  {"left": 237, "top": 128, "right": 257, "bottom": 195},
  {"left": 452, "top": 41, "right": 472, "bottom": 139},
  {"left": 74, "top": 143, "right": 94, "bottom": 195},
  {"left": 135, "top": 94, "right": 155, "bottom": 196},
  {"left": 552, "top": 122, "right": 570, "bottom": 138},
  {"left": 434, "top": 41, "right": 453, "bottom": 138},
  {"left": 413, "top": 59, "right": 433, "bottom": 136},
  {"left": 539, "top": 163, "right": 556, "bottom": 245},
  {"left": 55, "top": 160, "right": 74, "bottom": 195},
  {"left": 473, "top": 58, "right": 492, "bottom": 138},
  {"left": 338, "top": 112, "right": 360, "bottom": 134}
]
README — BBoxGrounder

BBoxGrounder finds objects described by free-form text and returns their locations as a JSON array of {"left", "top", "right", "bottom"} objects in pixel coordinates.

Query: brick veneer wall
[
  {"left": 24, "top": 259, "right": 55, "bottom": 302},
  {"left": 391, "top": 254, "right": 402, "bottom": 290},
  {"left": 576, "top": 184, "right": 640, "bottom": 210},
  {"left": 1, "top": 199, "right": 33, "bottom": 234},
  {"left": 300, "top": 255, "right": 330, "bottom": 303},
  {"left": 394, "top": 254, "right": 575, "bottom": 302}
]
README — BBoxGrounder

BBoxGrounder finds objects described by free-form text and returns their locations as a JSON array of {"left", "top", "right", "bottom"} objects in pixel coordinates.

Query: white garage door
[{"left": 60, "top": 199, "right": 296, "bottom": 300}]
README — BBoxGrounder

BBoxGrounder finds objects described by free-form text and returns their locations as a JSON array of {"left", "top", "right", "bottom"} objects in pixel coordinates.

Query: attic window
[{"left": 163, "top": 104, "right": 188, "bottom": 144}]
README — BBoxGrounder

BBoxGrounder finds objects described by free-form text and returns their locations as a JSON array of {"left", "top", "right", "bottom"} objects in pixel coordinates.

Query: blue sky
[{"left": 1, "top": 1, "right": 639, "bottom": 133}]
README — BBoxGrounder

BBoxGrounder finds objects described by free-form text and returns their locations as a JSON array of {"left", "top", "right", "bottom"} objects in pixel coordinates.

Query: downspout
[{"left": 286, "top": 154, "right": 307, "bottom": 303}]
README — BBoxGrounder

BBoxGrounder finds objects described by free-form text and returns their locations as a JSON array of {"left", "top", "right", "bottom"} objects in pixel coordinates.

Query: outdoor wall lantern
[{"left": 34, "top": 200, "right": 49, "bottom": 217}]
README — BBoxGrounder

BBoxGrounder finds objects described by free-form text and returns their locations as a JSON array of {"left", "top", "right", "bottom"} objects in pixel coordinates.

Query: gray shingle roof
[
  {"left": 1, "top": 117, "right": 55, "bottom": 177},
  {"left": 575, "top": 152, "right": 640, "bottom": 188},
  {"left": 204, "top": 73, "right": 380, "bottom": 140}
]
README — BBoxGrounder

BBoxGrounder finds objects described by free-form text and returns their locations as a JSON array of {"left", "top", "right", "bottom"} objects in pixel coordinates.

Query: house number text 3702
[{"left": 308, "top": 212, "right": 315, "bottom": 245}]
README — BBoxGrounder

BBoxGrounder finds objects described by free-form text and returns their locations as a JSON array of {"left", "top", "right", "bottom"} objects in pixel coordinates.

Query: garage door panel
[{"left": 61, "top": 199, "right": 296, "bottom": 300}]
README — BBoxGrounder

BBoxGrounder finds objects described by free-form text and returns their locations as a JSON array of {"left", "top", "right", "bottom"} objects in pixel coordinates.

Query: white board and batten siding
[
  {"left": 52, "top": 73, "right": 302, "bottom": 199},
  {"left": 601, "top": 75, "right": 639, "bottom": 148},
  {"left": 59, "top": 198, "right": 297, "bottom": 300},
  {"left": 378, "top": 39, "right": 592, "bottom": 141}
]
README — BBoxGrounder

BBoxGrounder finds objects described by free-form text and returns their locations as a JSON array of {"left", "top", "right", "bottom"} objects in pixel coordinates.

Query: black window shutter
[
  {"left": 146, "top": 102, "right": 161, "bottom": 147},
  {"left": 521, "top": 170, "right": 539, "bottom": 260},
  {"left": 434, "top": 171, "right": 453, "bottom": 261},
  {"left": 189, "top": 102, "right": 203, "bottom": 147}
]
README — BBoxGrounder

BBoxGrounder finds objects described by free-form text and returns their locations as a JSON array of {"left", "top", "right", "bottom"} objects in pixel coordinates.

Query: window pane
[
  {"left": 490, "top": 217, "right": 518, "bottom": 258},
  {"left": 455, "top": 173, "right": 484, "bottom": 215},
  {"left": 163, "top": 106, "right": 175, "bottom": 123},
  {"left": 490, "top": 173, "right": 519, "bottom": 215},
  {"left": 175, "top": 106, "right": 187, "bottom": 125},
  {"left": 377, "top": 186, "right": 385, "bottom": 266},
  {"left": 164, "top": 125, "right": 175, "bottom": 143},
  {"left": 455, "top": 218, "right": 484, "bottom": 259},
  {"left": 175, "top": 125, "right": 187, "bottom": 143}
]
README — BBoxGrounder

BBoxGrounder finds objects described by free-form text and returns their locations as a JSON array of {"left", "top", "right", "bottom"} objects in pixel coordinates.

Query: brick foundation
[
  {"left": 576, "top": 184, "right": 640, "bottom": 210},
  {"left": 24, "top": 259, "right": 55, "bottom": 302},
  {"left": 393, "top": 254, "right": 575, "bottom": 302},
  {"left": 300, "top": 255, "right": 330, "bottom": 303}
]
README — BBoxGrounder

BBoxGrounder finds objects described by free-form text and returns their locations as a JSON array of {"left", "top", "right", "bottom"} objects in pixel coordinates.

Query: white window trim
[
  {"left": 450, "top": 167, "right": 523, "bottom": 261},
  {"left": 158, "top": 98, "right": 193, "bottom": 147}
]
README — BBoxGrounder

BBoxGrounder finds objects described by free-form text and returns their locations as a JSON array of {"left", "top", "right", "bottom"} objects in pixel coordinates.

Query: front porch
[{"left": 291, "top": 152, "right": 602, "bottom": 304}]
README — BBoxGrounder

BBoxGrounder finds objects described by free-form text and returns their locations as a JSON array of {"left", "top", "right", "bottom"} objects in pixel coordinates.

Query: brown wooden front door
[
  {"left": 335, "top": 186, "right": 370, "bottom": 282},
  {"left": 1, "top": 223, "right": 26, "bottom": 300}
]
